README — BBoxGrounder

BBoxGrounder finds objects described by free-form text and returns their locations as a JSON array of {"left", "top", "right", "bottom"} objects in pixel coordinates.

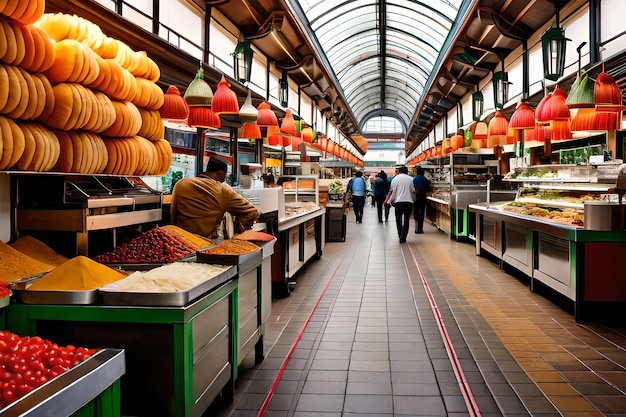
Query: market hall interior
[{"left": 208, "top": 206, "right": 626, "bottom": 417}]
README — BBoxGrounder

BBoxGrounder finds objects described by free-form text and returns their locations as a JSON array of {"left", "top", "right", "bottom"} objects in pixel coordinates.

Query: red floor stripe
[
  {"left": 407, "top": 245, "right": 482, "bottom": 417},
  {"left": 257, "top": 260, "right": 342, "bottom": 417}
]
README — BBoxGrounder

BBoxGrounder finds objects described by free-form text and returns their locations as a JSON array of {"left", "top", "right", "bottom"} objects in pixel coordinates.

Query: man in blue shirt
[
  {"left": 347, "top": 171, "right": 367, "bottom": 223},
  {"left": 412, "top": 166, "right": 431, "bottom": 234}
]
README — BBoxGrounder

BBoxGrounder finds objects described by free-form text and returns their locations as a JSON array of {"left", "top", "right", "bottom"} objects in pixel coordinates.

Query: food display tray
[
  {"left": 196, "top": 247, "right": 263, "bottom": 274},
  {"left": 12, "top": 289, "right": 99, "bottom": 305},
  {"left": 98, "top": 265, "right": 236, "bottom": 307}
]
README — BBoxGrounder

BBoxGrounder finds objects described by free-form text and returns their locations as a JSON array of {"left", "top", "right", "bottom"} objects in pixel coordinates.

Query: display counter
[
  {"left": 239, "top": 182, "right": 324, "bottom": 297},
  {"left": 277, "top": 207, "right": 325, "bottom": 295},
  {"left": 470, "top": 202, "right": 626, "bottom": 322},
  {"left": 423, "top": 152, "right": 514, "bottom": 239}
]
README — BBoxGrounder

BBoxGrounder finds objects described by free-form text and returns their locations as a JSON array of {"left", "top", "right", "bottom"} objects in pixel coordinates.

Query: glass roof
[{"left": 289, "top": 0, "right": 464, "bottom": 135}]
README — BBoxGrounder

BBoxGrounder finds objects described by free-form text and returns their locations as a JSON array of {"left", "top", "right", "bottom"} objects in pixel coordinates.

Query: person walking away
[
  {"left": 384, "top": 165, "right": 415, "bottom": 243},
  {"left": 412, "top": 166, "right": 431, "bottom": 233},
  {"left": 170, "top": 156, "right": 259, "bottom": 238},
  {"left": 347, "top": 171, "right": 367, "bottom": 223},
  {"left": 372, "top": 170, "right": 389, "bottom": 223},
  {"left": 370, "top": 174, "right": 376, "bottom": 208}
]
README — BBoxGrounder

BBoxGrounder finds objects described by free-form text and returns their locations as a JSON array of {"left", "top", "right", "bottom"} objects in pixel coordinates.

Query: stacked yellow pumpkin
[
  {"left": 32, "top": 11, "right": 170, "bottom": 175},
  {"left": 0, "top": 8, "right": 58, "bottom": 172},
  {"left": 0, "top": 7, "right": 171, "bottom": 175},
  {"left": 0, "top": 0, "right": 45, "bottom": 25}
]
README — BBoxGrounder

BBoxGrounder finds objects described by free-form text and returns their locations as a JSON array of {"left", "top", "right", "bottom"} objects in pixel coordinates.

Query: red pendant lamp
[
  {"left": 546, "top": 86, "right": 571, "bottom": 141},
  {"left": 257, "top": 102, "right": 278, "bottom": 127},
  {"left": 187, "top": 106, "right": 221, "bottom": 129},
  {"left": 160, "top": 85, "right": 189, "bottom": 122},
  {"left": 594, "top": 69, "right": 624, "bottom": 130},
  {"left": 509, "top": 102, "right": 535, "bottom": 154},
  {"left": 211, "top": 75, "right": 239, "bottom": 115}
]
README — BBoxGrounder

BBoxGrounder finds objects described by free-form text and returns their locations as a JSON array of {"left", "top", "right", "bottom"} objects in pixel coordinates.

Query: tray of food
[
  {"left": 98, "top": 262, "right": 236, "bottom": 306},
  {"left": 10, "top": 256, "right": 128, "bottom": 305},
  {"left": 196, "top": 239, "right": 263, "bottom": 273}
]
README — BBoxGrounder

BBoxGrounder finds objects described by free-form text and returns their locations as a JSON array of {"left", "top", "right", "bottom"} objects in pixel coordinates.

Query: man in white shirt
[{"left": 386, "top": 165, "right": 415, "bottom": 243}]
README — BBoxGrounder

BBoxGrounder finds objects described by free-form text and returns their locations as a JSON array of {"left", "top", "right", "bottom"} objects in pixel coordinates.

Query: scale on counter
[{"left": 14, "top": 174, "right": 163, "bottom": 256}]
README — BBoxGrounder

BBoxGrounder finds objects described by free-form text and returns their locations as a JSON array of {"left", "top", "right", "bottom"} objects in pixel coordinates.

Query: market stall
[
  {"left": 2, "top": 230, "right": 273, "bottom": 417},
  {"left": 469, "top": 162, "right": 626, "bottom": 321}
]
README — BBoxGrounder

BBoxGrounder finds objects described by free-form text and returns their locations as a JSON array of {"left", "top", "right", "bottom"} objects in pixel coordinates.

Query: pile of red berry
[{"left": 0, "top": 330, "right": 98, "bottom": 408}]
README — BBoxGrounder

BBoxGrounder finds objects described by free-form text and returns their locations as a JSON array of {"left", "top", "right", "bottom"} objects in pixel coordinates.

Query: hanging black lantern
[
  {"left": 233, "top": 40, "right": 253, "bottom": 84},
  {"left": 472, "top": 91, "right": 484, "bottom": 121},
  {"left": 492, "top": 71, "right": 508, "bottom": 110},
  {"left": 542, "top": 25, "right": 567, "bottom": 82},
  {"left": 279, "top": 71, "right": 289, "bottom": 108}
]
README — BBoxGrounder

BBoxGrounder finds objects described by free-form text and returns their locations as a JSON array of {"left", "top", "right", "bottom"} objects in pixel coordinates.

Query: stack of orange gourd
[{"left": 0, "top": 0, "right": 172, "bottom": 175}]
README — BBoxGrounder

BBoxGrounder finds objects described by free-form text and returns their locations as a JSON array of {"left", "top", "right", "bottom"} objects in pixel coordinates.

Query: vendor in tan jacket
[{"left": 170, "top": 156, "right": 259, "bottom": 239}]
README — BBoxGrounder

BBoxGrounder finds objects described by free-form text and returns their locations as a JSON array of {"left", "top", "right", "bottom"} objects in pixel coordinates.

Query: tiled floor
[{"left": 208, "top": 203, "right": 626, "bottom": 417}]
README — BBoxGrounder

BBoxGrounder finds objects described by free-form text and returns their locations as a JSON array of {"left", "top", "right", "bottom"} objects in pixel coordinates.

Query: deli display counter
[
  {"left": 238, "top": 183, "right": 325, "bottom": 297},
  {"left": 469, "top": 162, "right": 626, "bottom": 321},
  {"left": 425, "top": 151, "right": 515, "bottom": 239}
]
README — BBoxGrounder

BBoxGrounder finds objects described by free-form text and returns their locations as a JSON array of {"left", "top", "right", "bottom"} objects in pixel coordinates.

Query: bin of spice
[{"left": 12, "top": 256, "right": 127, "bottom": 304}]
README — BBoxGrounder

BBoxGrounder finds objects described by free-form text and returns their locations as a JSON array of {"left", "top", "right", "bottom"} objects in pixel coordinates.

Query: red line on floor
[
  {"left": 407, "top": 245, "right": 482, "bottom": 417},
  {"left": 257, "top": 260, "right": 342, "bottom": 417}
]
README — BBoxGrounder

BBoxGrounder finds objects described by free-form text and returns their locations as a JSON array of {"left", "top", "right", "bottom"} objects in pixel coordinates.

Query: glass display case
[
  {"left": 280, "top": 175, "right": 319, "bottom": 219},
  {"left": 425, "top": 151, "right": 514, "bottom": 238},
  {"left": 492, "top": 163, "right": 623, "bottom": 228}
]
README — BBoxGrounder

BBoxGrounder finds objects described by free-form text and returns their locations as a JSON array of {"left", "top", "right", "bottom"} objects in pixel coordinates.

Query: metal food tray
[
  {"left": 196, "top": 247, "right": 263, "bottom": 274},
  {"left": 12, "top": 288, "right": 98, "bottom": 305},
  {"left": 98, "top": 265, "right": 236, "bottom": 307}
]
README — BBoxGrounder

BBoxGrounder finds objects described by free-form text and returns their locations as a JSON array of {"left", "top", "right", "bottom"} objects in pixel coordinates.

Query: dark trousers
[
  {"left": 394, "top": 202, "right": 413, "bottom": 242},
  {"left": 414, "top": 196, "right": 427, "bottom": 232},
  {"left": 374, "top": 196, "right": 386, "bottom": 222},
  {"left": 352, "top": 195, "right": 365, "bottom": 222}
]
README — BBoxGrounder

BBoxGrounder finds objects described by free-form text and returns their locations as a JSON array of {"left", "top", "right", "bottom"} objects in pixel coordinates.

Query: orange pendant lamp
[
  {"left": 301, "top": 127, "right": 317, "bottom": 143},
  {"left": 487, "top": 111, "right": 508, "bottom": 147},
  {"left": 266, "top": 125, "right": 281, "bottom": 146},
  {"left": 291, "top": 134, "right": 302, "bottom": 151},
  {"left": 280, "top": 134, "right": 292, "bottom": 147},
  {"left": 280, "top": 109, "right": 297, "bottom": 135},
  {"left": 239, "top": 90, "right": 260, "bottom": 139},
  {"left": 211, "top": 75, "right": 239, "bottom": 115},
  {"left": 472, "top": 122, "right": 488, "bottom": 148}
]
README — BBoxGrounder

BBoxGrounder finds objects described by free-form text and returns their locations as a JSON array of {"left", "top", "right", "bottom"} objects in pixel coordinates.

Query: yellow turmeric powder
[
  {"left": 10, "top": 235, "right": 69, "bottom": 267},
  {"left": 0, "top": 241, "right": 54, "bottom": 282},
  {"left": 161, "top": 225, "right": 214, "bottom": 249},
  {"left": 27, "top": 256, "right": 127, "bottom": 291}
]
